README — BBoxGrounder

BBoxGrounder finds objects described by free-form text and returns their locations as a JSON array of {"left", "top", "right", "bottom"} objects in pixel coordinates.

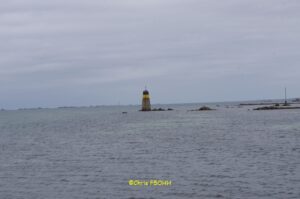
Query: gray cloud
[{"left": 1, "top": 0, "right": 300, "bottom": 109}]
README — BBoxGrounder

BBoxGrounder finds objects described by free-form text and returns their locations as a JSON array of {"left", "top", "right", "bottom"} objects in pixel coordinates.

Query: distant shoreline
[
  {"left": 240, "top": 102, "right": 300, "bottom": 106},
  {"left": 1, "top": 98, "right": 300, "bottom": 111}
]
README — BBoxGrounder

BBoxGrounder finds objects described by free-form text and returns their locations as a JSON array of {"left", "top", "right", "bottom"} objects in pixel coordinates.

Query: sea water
[{"left": 0, "top": 104, "right": 299, "bottom": 199}]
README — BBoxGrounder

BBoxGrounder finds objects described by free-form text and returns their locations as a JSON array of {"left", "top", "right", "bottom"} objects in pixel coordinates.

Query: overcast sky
[{"left": 1, "top": 0, "right": 299, "bottom": 109}]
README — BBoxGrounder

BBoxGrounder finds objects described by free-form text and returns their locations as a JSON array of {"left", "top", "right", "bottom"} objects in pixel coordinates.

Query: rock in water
[{"left": 198, "top": 106, "right": 214, "bottom": 111}]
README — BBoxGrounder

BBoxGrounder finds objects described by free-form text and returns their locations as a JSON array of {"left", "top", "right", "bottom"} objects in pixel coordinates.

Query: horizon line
[{"left": 1, "top": 97, "right": 299, "bottom": 111}]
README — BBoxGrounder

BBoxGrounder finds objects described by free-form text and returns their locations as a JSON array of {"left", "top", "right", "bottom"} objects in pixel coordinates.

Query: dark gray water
[{"left": 0, "top": 104, "right": 299, "bottom": 199}]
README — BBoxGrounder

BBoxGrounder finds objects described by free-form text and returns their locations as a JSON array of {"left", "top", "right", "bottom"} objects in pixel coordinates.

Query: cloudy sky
[{"left": 1, "top": 0, "right": 299, "bottom": 109}]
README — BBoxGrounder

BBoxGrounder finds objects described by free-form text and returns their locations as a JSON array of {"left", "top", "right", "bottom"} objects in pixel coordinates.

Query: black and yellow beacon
[{"left": 141, "top": 88, "right": 151, "bottom": 111}]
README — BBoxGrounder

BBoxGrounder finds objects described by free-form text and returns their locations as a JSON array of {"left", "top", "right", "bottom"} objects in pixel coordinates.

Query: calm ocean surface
[{"left": 0, "top": 103, "right": 299, "bottom": 199}]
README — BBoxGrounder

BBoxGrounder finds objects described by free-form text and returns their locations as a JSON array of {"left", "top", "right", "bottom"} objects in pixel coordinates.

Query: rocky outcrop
[
  {"left": 152, "top": 108, "right": 174, "bottom": 111},
  {"left": 190, "top": 106, "right": 215, "bottom": 111},
  {"left": 254, "top": 105, "right": 300, "bottom": 110}
]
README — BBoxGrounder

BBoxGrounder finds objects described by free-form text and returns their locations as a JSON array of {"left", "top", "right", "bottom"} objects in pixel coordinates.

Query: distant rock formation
[
  {"left": 190, "top": 106, "right": 215, "bottom": 111},
  {"left": 151, "top": 108, "right": 174, "bottom": 111},
  {"left": 139, "top": 107, "right": 174, "bottom": 112},
  {"left": 254, "top": 105, "right": 300, "bottom": 110}
]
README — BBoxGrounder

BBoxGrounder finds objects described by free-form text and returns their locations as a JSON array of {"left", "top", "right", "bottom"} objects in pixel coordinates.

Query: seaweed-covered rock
[
  {"left": 198, "top": 106, "right": 214, "bottom": 111},
  {"left": 152, "top": 108, "right": 165, "bottom": 111},
  {"left": 140, "top": 108, "right": 174, "bottom": 112},
  {"left": 189, "top": 106, "right": 215, "bottom": 111},
  {"left": 254, "top": 106, "right": 277, "bottom": 110},
  {"left": 254, "top": 106, "right": 300, "bottom": 110}
]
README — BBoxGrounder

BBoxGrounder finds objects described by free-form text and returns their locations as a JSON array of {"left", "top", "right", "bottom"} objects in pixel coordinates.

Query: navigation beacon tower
[{"left": 141, "top": 88, "right": 151, "bottom": 111}]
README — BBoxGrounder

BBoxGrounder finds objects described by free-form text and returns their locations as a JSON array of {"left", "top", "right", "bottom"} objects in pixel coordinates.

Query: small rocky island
[
  {"left": 139, "top": 108, "right": 174, "bottom": 112},
  {"left": 254, "top": 104, "right": 300, "bottom": 110},
  {"left": 151, "top": 108, "right": 174, "bottom": 111},
  {"left": 190, "top": 106, "right": 216, "bottom": 111}
]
